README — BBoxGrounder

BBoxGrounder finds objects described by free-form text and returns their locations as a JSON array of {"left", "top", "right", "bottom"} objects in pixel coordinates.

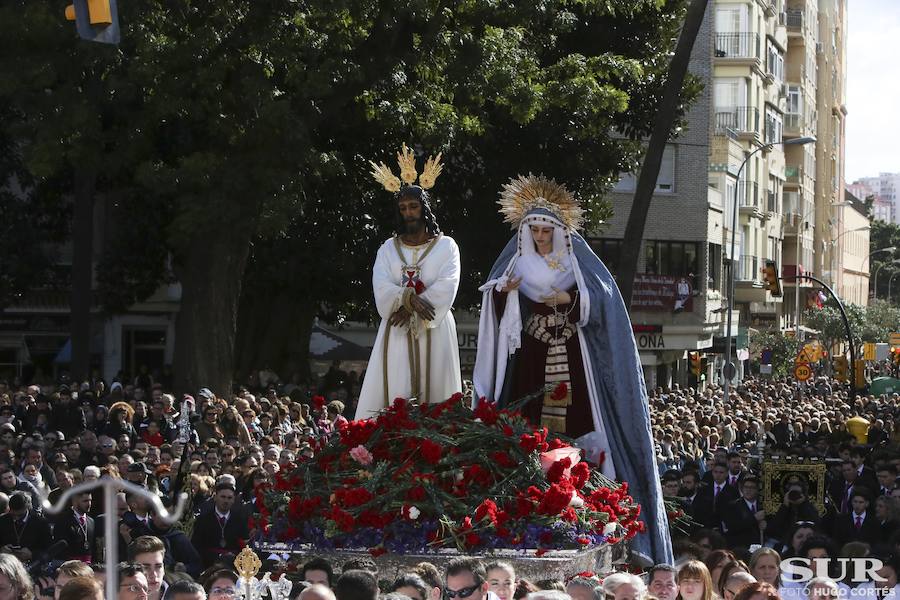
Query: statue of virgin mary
[{"left": 473, "top": 174, "right": 672, "bottom": 564}]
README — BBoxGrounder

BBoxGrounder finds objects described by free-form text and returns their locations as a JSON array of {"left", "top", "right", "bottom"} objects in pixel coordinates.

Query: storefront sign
[{"left": 632, "top": 274, "right": 694, "bottom": 312}]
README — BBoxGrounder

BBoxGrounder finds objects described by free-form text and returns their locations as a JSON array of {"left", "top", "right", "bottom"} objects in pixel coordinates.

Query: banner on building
[{"left": 632, "top": 274, "right": 694, "bottom": 313}]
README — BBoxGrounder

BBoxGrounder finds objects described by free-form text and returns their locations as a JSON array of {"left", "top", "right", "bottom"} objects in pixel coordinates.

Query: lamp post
[
  {"left": 889, "top": 270, "right": 900, "bottom": 303},
  {"left": 873, "top": 258, "right": 900, "bottom": 299},
  {"left": 793, "top": 201, "right": 851, "bottom": 341},
  {"left": 862, "top": 246, "right": 896, "bottom": 272},
  {"left": 723, "top": 135, "right": 816, "bottom": 401},
  {"left": 828, "top": 224, "right": 870, "bottom": 299}
]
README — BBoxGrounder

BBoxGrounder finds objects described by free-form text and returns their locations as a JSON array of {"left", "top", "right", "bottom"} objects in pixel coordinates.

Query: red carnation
[
  {"left": 546, "top": 457, "right": 572, "bottom": 484},
  {"left": 473, "top": 401, "right": 499, "bottom": 425},
  {"left": 475, "top": 499, "right": 499, "bottom": 525},
  {"left": 551, "top": 382, "right": 568, "bottom": 401},
  {"left": 406, "top": 486, "right": 427, "bottom": 501},
  {"left": 491, "top": 451, "right": 516, "bottom": 469},
  {"left": 571, "top": 462, "right": 591, "bottom": 489},
  {"left": 537, "top": 482, "right": 574, "bottom": 516},
  {"left": 465, "top": 532, "right": 481, "bottom": 547},
  {"left": 419, "top": 439, "right": 442, "bottom": 465}
]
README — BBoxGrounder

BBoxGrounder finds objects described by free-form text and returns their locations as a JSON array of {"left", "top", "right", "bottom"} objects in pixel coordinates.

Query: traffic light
[
  {"left": 832, "top": 356, "right": 849, "bottom": 381},
  {"left": 690, "top": 352, "right": 702, "bottom": 377},
  {"left": 65, "top": 0, "right": 120, "bottom": 44},
  {"left": 854, "top": 359, "right": 867, "bottom": 390},
  {"left": 892, "top": 347, "right": 900, "bottom": 365},
  {"left": 762, "top": 260, "right": 782, "bottom": 297}
]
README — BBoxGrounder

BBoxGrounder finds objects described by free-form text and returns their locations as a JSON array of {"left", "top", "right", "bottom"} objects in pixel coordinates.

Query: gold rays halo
[
  {"left": 368, "top": 143, "right": 443, "bottom": 192},
  {"left": 498, "top": 174, "right": 584, "bottom": 231}
]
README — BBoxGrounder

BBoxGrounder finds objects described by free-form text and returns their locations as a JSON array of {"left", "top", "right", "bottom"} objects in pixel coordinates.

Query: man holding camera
[{"left": 766, "top": 481, "right": 820, "bottom": 546}]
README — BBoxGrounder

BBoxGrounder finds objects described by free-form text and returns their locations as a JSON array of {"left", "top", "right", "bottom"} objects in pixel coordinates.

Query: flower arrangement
[{"left": 254, "top": 390, "right": 645, "bottom": 556}]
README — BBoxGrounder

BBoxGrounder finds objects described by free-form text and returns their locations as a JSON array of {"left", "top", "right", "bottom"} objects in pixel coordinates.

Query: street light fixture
[
  {"left": 873, "top": 258, "right": 900, "bottom": 299},
  {"left": 723, "top": 135, "right": 816, "bottom": 400},
  {"left": 793, "top": 201, "right": 851, "bottom": 340},
  {"left": 889, "top": 270, "right": 900, "bottom": 303},
  {"left": 862, "top": 246, "right": 897, "bottom": 275}
]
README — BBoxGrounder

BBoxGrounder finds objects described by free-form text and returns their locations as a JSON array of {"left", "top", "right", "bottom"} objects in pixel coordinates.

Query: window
[
  {"left": 708, "top": 243, "right": 722, "bottom": 291},
  {"left": 612, "top": 144, "right": 676, "bottom": 194},
  {"left": 644, "top": 240, "right": 700, "bottom": 288},
  {"left": 767, "top": 42, "right": 784, "bottom": 83},
  {"left": 714, "top": 77, "right": 746, "bottom": 110},
  {"left": 765, "top": 107, "right": 782, "bottom": 145},
  {"left": 588, "top": 238, "right": 623, "bottom": 274},
  {"left": 657, "top": 145, "right": 676, "bottom": 193},
  {"left": 715, "top": 5, "right": 748, "bottom": 33}
]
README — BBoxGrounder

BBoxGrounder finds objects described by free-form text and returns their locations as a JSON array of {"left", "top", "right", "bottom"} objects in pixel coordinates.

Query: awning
[{"left": 309, "top": 325, "right": 371, "bottom": 361}]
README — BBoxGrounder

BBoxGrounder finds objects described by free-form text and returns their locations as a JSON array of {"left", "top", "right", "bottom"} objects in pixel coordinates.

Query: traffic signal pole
[{"left": 781, "top": 273, "right": 859, "bottom": 397}]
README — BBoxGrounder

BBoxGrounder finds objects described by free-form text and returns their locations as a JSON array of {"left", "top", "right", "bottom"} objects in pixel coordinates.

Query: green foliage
[
  {"left": 870, "top": 220, "right": 900, "bottom": 301},
  {"left": 1, "top": 0, "right": 697, "bottom": 374},
  {"left": 750, "top": 330, "right": 802, "bottom": 377},
  {"left": 803, "top": 298, "right": 900, "bottom": 354}
]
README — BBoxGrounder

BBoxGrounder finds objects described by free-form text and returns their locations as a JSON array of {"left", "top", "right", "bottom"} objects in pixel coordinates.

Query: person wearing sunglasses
[{"left": 444, "top": 559, "right": 495, "bottom": 600}]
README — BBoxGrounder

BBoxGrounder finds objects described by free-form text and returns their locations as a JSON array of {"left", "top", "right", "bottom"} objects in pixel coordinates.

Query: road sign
[
  {"left": 891, "top": 332, "right": 900, "bottom": 347},
  {"left": 864, "top": 343, "right": 876, "bottom": 361},
  {"left": 794, "top": 363, "right": 813, "bottom": 381}
]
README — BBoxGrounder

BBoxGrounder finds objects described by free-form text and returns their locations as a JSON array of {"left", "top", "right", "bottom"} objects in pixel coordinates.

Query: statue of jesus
[{"left": 355, "top": 145, "right": 462, "bottom": 417}]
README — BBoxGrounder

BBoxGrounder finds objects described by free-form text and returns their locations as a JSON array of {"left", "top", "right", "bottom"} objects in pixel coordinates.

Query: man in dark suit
[
  {"left": 723, "top": 476, "right": 766, "bottom": 549},
  {"left": 850, "top": 447, "right": 879, "bottom": 492},
  {"left": 52, "top": 490, "right": 95, "bottom": 562},
  {"left": 832, "top": 488, "right": 880, "bottom": 546},
  {"left": 876, "top": 465, "right": 897, "bottom": 497},
  {"left": 725, "top": 452, "right": 748, "bottom": 490},
  {"left": 190, "top": 482, "right": 249, "bottom": 568},
  {"left": 680, "top": 471, "right": 701, "bottom": 522},
  {"left": 692, "top": 462, "right": 738, "bottom": 531},
  {"left": 828, "top": 460, "right": 859, "bottom": 514},
  {"left": 0, "top": 491, "right": 52, "bottom": 563}
]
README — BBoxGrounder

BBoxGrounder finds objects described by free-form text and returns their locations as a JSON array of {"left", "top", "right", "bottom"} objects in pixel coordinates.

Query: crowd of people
[{"left": 0, "top": 361, "right": 899, "bottom": 600}]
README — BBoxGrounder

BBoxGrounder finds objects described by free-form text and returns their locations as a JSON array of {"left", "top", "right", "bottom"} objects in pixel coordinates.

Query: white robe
[{"left": 356, "top": 235, "right": 462, "bottom": 418}]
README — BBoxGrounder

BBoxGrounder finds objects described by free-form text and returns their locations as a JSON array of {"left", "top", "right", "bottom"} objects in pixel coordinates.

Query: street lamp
[
  {"left": 873, "top": 258, "right": 900, "bottom": 299},
  {"left": 890, "top": 270, "right": 900, "bottom": 303},
  {"left": 862, "top": 246, "right": 896, "bottom": 272},
  {"left": 827, "top": 224, "right": 870, "bottom": 293},
  {"left": 724, "top": 135, "right": 816, "bottom": 400},
  {"left": 793, "top": 201, "right": 851, "bottom": 340}
]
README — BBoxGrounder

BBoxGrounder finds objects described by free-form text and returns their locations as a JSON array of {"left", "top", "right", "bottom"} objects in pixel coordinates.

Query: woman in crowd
[
  {"left": 103, "top": 401, "right": 137, "bottom": 441},
  {"left": 0, "top": 553, "right": 34, "bottom": 600},
  {"left": 485, "top": 562, "right": 517, "bottom": 600},
  {"left": 677, "top": 561, "right": 713, "bottom": 600},
  {"left": 749, "top": 548, "right": 782, "bottom": 589},
  {"left": 775, "top": 522, "right": 819, "bottom": 559},
  {"left": 716, "top": 560, "right": 751, "bottom": 599},
  {"left": 732, "top": 582, "right": 780, "bottom": 600},
  {"left": 705, "top": 549, "right": 737, "bottom": 594},
  {"left": 391, "top": 573, "right": 431, "bottom": 600}
]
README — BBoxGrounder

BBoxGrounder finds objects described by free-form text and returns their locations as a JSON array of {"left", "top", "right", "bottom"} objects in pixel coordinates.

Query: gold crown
[
  {"left": 369, "top": 143, "right": 443, "bottom": 193},
  {"left": 498, "top": 174, "right": 584, "bottom": 231}
]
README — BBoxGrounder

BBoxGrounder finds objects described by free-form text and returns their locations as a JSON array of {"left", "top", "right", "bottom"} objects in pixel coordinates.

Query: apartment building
[
  {"left": 593, "top": 5, "right": 720, "bottom": 390},
  {"left": 709, "top": 0, "right": 789, "bottom": 352},
  {"left": 852, "top": 173, "right": 900, "bottom": 225}
]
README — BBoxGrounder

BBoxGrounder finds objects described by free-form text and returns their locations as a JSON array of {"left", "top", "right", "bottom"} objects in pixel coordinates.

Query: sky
[{"left": 845, "top": 0, "right": 900, "bottom": 182}]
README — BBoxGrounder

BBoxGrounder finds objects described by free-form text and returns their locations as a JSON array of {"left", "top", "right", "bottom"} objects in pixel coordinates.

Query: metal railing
[
  {"left": 714, "top": 32, "right": 760, "bottom": 59},
  {"left": 786, "top": 164, "right": 803, "bottom": 184},
  {"left": 739, "top": 255, "right": 759, "bottom": 281},
  {"left": 786, "top": 8, "right": 803, "bottom": 30},
  {"left": 714, "top": 106, "right": 760, "bottom": 135}
]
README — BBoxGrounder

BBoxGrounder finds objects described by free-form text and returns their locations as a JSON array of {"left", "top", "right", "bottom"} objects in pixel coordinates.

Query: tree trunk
[
  {"left": 172, "top": 231, "right": 253, "bottom": 397},
  {"left": 617, "top": 0, "right": 710, "bottom": 309},
  {"left": 235, "top": 291, "right": 315, "bottom": 381},
  {"left": 70, "top": 170, "right": 96, "bottom": 380}
]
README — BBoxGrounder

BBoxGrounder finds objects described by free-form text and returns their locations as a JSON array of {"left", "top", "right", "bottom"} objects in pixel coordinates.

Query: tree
[
  {"left": 3, "top": 0, "right": 697, "bottom": 392},
  {"left": 869, "top": 220, "right": 900, "bottom": 301},
  {"left": 616, "top": 0, "right": 709, "bottom": 309},
  {"left": 749, "top": 330, "right": 801, "bottom": 377}
]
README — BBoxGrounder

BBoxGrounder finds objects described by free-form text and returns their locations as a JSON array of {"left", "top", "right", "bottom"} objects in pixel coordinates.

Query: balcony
[
  {"left": 785, "top": 164, "right": 803, "bottom": 186},
  {"left": 714, "top": 32, "right": 761, "bottom": 60},
  {"left": 786, "top": 9, "right": 804, "bottom": 35},
  {"left": 714, "top": 106, "right": 760, "bottom": 137},
  {"left": 784, "top": 112, "right": 802, "bottom": 136},
  {"left": 738, "top": 255, "right": 759, "bottom": 282},
  {"left": 738, "top": 181, "right": 762, "bottom": 215}
]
